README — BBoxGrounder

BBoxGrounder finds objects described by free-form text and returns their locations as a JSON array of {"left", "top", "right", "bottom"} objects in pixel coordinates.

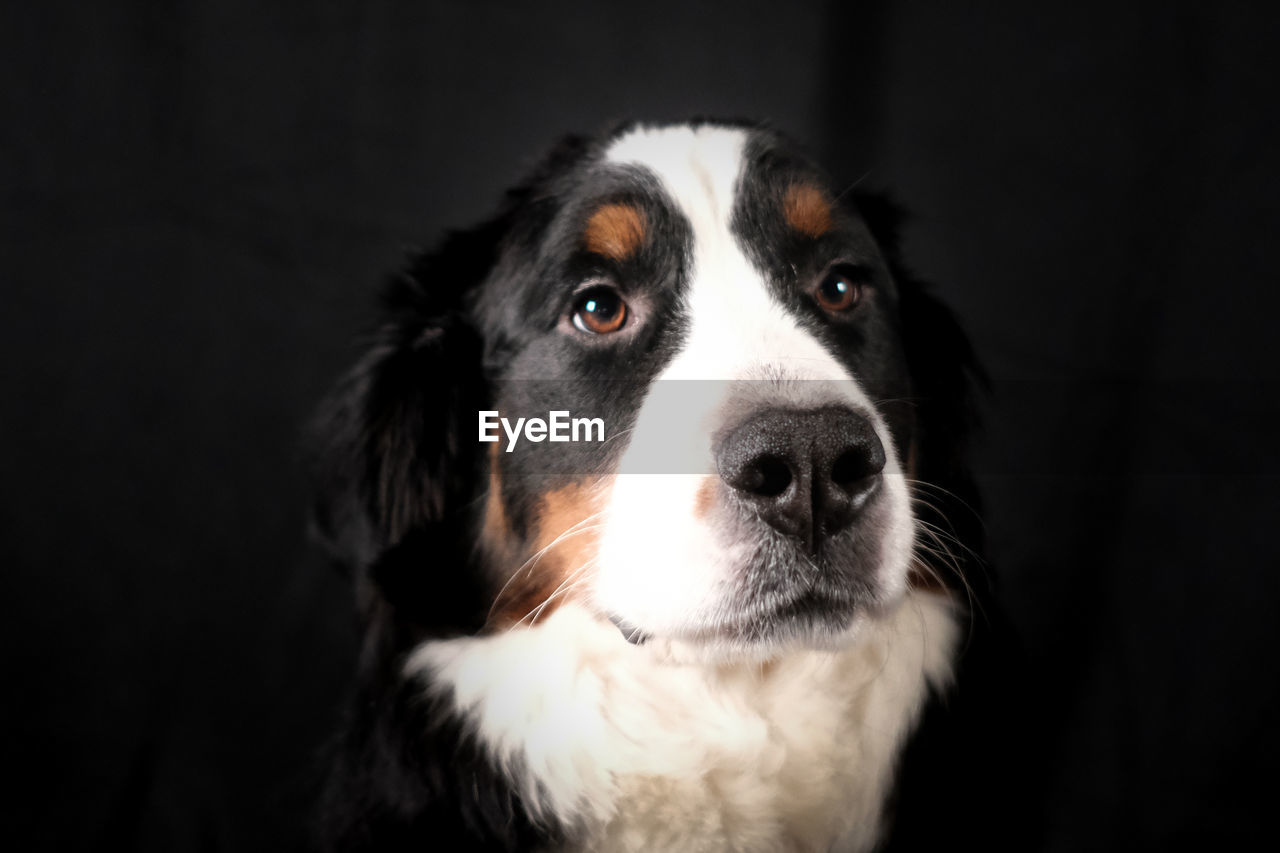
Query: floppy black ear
[
  {"left": 310, "top": 134, "right": 595, "bottom": 627},
  {"left": 309, "top": 220, "right": 503, "bottom": 576},
  {"left": 853, "top": 190, "right": 988, "bottom": 565}
]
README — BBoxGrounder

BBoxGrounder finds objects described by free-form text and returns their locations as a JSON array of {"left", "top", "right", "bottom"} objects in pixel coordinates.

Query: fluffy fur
[
  {"left": 310, "top": 120, "right": 986, "bottom": 852},
  {"left": 411, "top": 595, "right": 956, "bottom": 852}
]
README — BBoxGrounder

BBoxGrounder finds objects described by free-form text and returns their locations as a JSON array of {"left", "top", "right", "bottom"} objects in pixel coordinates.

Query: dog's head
[{"left": 313, "top": 120, "right": 980, "bottom": 662}]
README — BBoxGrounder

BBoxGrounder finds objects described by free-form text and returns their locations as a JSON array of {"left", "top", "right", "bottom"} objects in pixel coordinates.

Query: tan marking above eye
[
  {"left": 584, "top": 203, "right": 647, "bottom": 261},
  {"left": 783, "top": 183, "right": 834, "bottom": 238}
]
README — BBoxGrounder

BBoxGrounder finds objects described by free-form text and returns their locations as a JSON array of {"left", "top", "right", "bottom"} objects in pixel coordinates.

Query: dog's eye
[
  {"left": 813, "top": 268, "right": 863, "bottom": 313},
  {"left": 572, "top": 286, "right": 629, "bottom": 334}
]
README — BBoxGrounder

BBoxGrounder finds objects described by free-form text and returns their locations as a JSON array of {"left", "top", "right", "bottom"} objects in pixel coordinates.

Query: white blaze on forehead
[{"left": 606, "top": 125, "right": 851, "bottom": 383}]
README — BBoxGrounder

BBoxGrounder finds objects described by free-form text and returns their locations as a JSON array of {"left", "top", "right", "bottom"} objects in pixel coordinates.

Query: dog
[{"left": 310, "top": 119, "right": 986, "bottom": 851}]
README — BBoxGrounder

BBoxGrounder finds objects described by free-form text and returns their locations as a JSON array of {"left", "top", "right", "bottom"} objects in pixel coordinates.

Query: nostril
[
  {"left": 831, "top": 449, "right": 862, "bottom": 488},
  {"left": 745, "top": 455, "right": 792, "bottom": 498},
  {"left": 831, "top": 448, "right": 878, "bottom": 489}
]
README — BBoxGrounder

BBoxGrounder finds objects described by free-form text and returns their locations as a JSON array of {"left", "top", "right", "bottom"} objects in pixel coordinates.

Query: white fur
[
  {"left": 408, "top": 593, "right": 957, "bottom": 852},
  {"left": 595, "top": 125, "right": 915, "bottom": 645}
]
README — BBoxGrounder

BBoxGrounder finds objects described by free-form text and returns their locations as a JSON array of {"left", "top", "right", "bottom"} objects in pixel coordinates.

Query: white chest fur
[{"left": 407, "top": 592, "right": 958, "bottom": 852}]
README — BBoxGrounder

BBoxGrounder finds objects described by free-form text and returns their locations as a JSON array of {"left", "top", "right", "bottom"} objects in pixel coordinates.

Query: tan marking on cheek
[
  {"left": 908, "top": 559, "right": 948, "bottom": 594},
  {"left": 480, "top": 444, "right": 516, "bottom": 563},
  {"left": 904, "top": 441, "right": 951, "bottom": 595},
  {"left": 783, "top": 183, "right": 834, "bottom": 238},
  {"left": 693, "top": 477, "right": 717, "bottom": 519},
  {"left": 487, "top": 478, "right": 605, "bottom": 629},
  {"left": 584, "top": 203, "right": 647, "bottom": 261}
]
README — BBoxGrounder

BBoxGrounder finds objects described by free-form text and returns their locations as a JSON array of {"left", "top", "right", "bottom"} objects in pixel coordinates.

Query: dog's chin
[{"left": 613, "top": 587, "right": 894, "bottom": 666}]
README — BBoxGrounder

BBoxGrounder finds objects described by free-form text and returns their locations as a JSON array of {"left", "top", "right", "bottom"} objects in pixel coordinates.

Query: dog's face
[
  {"left": 474, "top": 124, "right": 914, "bottom": 660},
  {"left": 317, "top": 121, "right": 968, "bottom": 662}
]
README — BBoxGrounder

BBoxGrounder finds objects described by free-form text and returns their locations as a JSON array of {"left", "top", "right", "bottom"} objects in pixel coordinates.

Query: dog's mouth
[
  {"left": 607, "top": 581, "right": 873, "bottom": 650},
  {"left": 702, "top": 592, "right": 860, "bottom": 644}
]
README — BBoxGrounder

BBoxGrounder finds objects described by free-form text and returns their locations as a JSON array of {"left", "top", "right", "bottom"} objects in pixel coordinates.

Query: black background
[{"left": 4, "top": 1, "right": 1279, "bottom": 849}]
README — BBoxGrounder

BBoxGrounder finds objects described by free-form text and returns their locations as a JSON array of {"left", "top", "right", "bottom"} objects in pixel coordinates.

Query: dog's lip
[
  {"left": 700, "top": 590, "right": 857, "bottom": 639},
  {"left": 608, "top": 612, "right": 651, "bottom": 645},
  {"left": 609, "top": 587, "right": 861, "bottom": 647}
]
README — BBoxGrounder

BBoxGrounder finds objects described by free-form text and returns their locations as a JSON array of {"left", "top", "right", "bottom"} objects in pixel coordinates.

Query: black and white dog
[{"left": 311, "top": 120, "right": 986, "bottom": 851}]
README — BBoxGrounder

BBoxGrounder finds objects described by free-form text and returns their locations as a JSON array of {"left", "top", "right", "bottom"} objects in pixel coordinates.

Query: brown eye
[
  {"left": 814, "top": 269, "right": 863, "bottom": 313},
  {"left": 572, "top": 286, "right": 629, "bottom": 334}
]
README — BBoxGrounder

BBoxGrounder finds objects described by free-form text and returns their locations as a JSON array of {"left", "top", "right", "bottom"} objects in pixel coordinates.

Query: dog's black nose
[{"left": 715, "top": 407, "right": 885, "bottom": 552}]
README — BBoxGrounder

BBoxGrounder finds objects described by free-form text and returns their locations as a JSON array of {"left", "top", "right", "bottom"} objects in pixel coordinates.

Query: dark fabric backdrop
[{"left": 4, "top": 1, "right": 1278, "bottom": 849}]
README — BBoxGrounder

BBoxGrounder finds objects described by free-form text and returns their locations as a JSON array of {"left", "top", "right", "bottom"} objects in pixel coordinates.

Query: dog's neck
[{"left": 407, "top": 590, "right": 958, "bottom": 852}]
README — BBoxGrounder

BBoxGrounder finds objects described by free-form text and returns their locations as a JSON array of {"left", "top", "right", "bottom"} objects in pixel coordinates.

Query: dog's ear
[
  {"left": 310, "top": 135, "right": 594, "bottom": 629},
  {"left": 853, "top": 190, "right": 988, "bottom": 563},
  {"left": 309, "top": 220, "right": 504, "bottom": 575}
]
